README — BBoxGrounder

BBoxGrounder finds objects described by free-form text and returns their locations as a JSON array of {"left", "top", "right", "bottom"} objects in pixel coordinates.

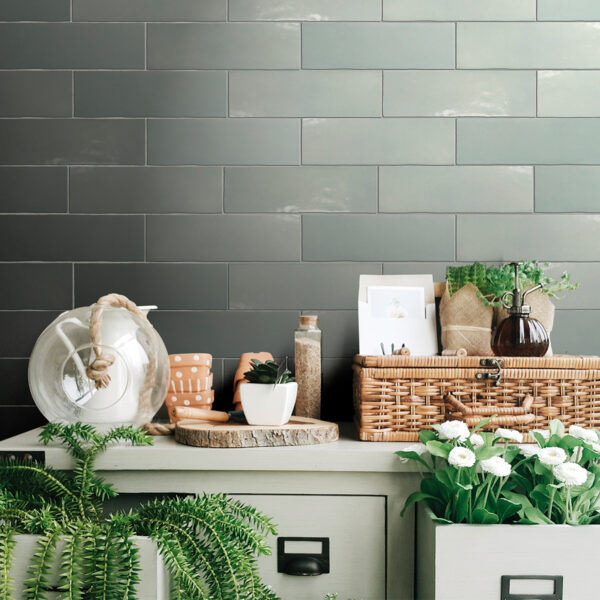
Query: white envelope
[{"left": 358, "top": 274, "right": 438, "bottom": 356}]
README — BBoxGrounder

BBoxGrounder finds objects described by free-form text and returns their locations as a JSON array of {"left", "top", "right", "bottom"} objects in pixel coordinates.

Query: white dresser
[{"left": 0, "top": 426, "right": 419, "bottom": 600}]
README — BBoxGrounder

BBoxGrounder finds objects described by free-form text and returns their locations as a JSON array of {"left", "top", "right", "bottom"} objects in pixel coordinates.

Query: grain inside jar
[{"left": 294, "top": 315, "right": 322, "bottom": 419}]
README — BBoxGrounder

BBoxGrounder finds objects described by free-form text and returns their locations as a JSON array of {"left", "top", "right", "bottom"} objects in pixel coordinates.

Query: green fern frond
[
  {"left": 24, "top": 529, "right": 61, "bottom": 600},
  {"left": 0, "top": 529, "right": 15, "bottom": 600},
  {"left": 1, "top": 423, "right": 281, "bottom": 600}
]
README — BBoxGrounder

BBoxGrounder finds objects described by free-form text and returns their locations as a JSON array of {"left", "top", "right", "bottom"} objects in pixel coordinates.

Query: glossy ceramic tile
[
  {"left": 0, "top": 119, "right": 145, "bottom": 165},
  {"left": 146, "top": 215, "right": 301, "bottom": 261},
  {"left": 73, "top": 0, "right": 226, "bottom": 21},
  {"left": 0, "top": 215, "right": 144, "bottom": 261},
  {"left": 457, "top": 215, "right": 600, "bottom": 261},
  {"left": 75, "top": 72, "right": 226, "bottom": 118},
  {"left": 457, "top": 118, "right": 600, "bottom": 165},
  {"left": 224, "top": 166, "right": 376, "bottom": 213},
  {"left": 0, "top": 360, "right": 33, "bottom": 407},
  {"left": 0, "top": 312, "right": 62, "bottom": 358},
  {"left": 151, "top": 311, "right": 298, "bottom": 358},
  {"left": 70, "top": 167, "right": 222, "bottom": 214},
  {"left": 538, "top": 71, "right": 600, "bottom": 117},
  {"left": 229, "top": 0, "right": 381, "bottom": 21},
  {"left": 302, "top": 214, "right": 455, "bottom": 261},
  {"left": 458, "top": 23, "right": 600, "bottom": 69},
  {"left": 383, "top": 0, "right": 535, "bottom": 20},
  {"left": 552, "top": 310, "right": 600, "bottom": 355},
  {"left": 0, "top": 264, "right": 72, "bottom": 309},
  {"left": 543, "top": 263, "right": 600, "bottom": 310},
  {"left": 148, "top": 119, "right": 299, "bottom": 166},
  {"left": 0, "top": 72, "right": 71, "bottom": 117},
  {"left": 311, "top": 311, "right": 359, "bottom": 358},
  {"left": 0, "top": 24, "right": 145, "bottom": 69},
  {"left": 0, "top": 167, "right": 67, "bottom": 212},
  {"left": 229, "top": 71, "right": 381, "bottom": 117},
  {"left": 229, "top": 263, "right": 381, "bottom": 309},
  {"left": 538, "top": 0, "right": 600, "bottom": 21},
  {"left": 383, "top": 262, "right": 452, "bottom": 281},
  {"left": 302, "top": 23, "right": 454, "bottom": 69},
  {"left": 75, "top": 264, "right": 228, "bottom": 310},
  {"left": 379, "top": 166, "right": 533, "bottom": 212},
  {"left": 303, "top": 118, "right": 454, "bottom": 165},
  {"left": 148, "top": 23, "right": 300, "bottom": 69},
  {"left": 384, "top": 71, "right": 535, "bottom": 117},
  {"left": 0, "top": 0, "right": 69, "bottom": 21},
  {"left": 535, "top": 166, "right": 600, "bottom": 213}
]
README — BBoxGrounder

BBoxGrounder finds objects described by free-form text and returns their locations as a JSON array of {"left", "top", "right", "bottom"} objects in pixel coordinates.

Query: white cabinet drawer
[{"left": 233, "top": 494, "right": 386, "bottom": 600}]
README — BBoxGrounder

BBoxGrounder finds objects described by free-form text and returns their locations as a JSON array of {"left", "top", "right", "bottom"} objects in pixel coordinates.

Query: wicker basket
[{"left": 353, "top": 354, "right": 600, "bottom": 441}]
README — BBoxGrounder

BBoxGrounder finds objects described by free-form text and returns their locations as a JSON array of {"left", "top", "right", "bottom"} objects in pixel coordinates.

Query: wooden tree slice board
[{"left": 174, "top": 417, "right": 339, "bottom": 448}]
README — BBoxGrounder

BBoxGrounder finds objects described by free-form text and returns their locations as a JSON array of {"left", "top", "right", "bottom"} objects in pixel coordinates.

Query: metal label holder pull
[
  {"left": 500, "top": 575, "right": 563, "bottom": 600},
  {"left": 277, "top": 537, "right": 330, "bottom": 576}
]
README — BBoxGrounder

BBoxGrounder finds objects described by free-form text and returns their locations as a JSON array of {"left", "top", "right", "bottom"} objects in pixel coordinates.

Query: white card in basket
[{"left": 358, "top": 275, "right": 438, "bottom": 356}]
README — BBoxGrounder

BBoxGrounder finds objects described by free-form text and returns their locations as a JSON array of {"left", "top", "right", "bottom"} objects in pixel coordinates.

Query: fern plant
[{"left": 0, "top": 423, "right": 280, "bottom": 600}]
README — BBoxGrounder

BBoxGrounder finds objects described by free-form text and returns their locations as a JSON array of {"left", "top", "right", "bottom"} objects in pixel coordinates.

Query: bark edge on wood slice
[{"left": 174, "top": 416, "right": 339, "bottom": 448}]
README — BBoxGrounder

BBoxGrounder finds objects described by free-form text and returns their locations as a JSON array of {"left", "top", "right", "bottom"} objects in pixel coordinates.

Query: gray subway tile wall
[{"left": 1, "top": 2, "right": 600, "bottom": 437}]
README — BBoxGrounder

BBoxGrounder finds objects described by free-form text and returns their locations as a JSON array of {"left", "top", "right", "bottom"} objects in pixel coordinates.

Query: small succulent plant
[{"left": 244, "top": 359, "right": 295, "bottom": 384}]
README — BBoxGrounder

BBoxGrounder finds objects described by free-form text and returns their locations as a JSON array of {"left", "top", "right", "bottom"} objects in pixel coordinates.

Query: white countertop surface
[{"left": 0, "top": 425, "right": 417, "bottom": 473}]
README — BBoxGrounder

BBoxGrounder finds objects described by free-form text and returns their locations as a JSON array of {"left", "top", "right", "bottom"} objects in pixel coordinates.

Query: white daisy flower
[
  {"left": 448, "top": 447, "right": 476, "bottom": 468},
  {"left": 397, "top": 443, "right": 429, "bottom": 463},
  {"left": 469, "top": 433, "right": 485, "bottom": 450},
  {"left": 531, "top": 429, "right": 550, "bottom": 440},
  {"left": 520, "top": 445, "right": 539, "bottom": 458},
  {"left": 438, "top": 420, "right": 470, "bottom": 443},
  {"left": 553, "top": 462, "right": 589, "bottom": 487},
  {"left": 495, "top": 428, "right": 523, "bottom": 443},
  {"left": 569, "top": 425, "right": 599, "bottom": 445},
  {"left": 537, "top": 447, "right": 567, "bottom": 466},
  {"left": 480, "top": 456, "right": 511, "bottom": 478}
]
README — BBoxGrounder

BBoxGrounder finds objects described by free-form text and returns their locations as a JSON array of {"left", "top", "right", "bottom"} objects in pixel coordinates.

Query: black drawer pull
[
  {"left": 277, "top": 537, "right": 329, "bottom": 577},
  {"left": 501, "top": 575, "right": 563, "bottom": 600}
]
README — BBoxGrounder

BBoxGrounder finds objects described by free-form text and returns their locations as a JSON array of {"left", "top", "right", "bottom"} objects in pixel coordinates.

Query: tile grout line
[
  {"left": 71, "top": 263, "right": 75, "bottom": 309},
  {"left": 143, "top": 215, "right": 147, "bottom": 262}
]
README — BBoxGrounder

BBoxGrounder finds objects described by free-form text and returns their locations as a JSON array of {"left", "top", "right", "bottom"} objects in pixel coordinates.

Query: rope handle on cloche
[{"left": 87, "top": 293, "right": 147, "bottom": 390}]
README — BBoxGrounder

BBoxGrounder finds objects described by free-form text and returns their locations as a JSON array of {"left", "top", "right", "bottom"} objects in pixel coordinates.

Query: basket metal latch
[{"left": 476, "top": 358, "right": 504, "bottom": 386}]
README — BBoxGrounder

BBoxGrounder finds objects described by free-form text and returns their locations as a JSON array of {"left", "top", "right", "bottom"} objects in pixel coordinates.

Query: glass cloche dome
[{"left": 28, "top": 294, "right": 169, "bottom": 427}]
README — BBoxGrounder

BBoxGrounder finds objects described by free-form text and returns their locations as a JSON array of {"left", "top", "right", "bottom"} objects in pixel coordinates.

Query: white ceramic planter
[
  {"left": 239, "top": 382, "right": 297, "bottom": 426},
  {"left": 417, "top": 504, "right": 597, "bottom": 600},
  {"left": 9, "top": 534, "right": 169, "bottom": 599}
]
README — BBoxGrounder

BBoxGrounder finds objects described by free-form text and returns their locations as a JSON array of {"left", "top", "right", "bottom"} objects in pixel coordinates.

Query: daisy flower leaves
[{"left": 398, "top": 417, "right": 600, "bottom": 525}]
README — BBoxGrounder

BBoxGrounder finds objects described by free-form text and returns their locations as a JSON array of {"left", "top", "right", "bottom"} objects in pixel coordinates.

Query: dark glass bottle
[{"left": 491, "top": 263, "right": 550, "bottom": 357}]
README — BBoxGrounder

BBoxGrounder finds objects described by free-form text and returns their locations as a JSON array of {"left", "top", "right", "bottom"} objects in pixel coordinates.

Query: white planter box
[
  {"left": 417, "top": 504, "right": 596, "bottom": 600},
  {"left": 239, "top": 382, "right": 297, "bottom": 425},
  {"left": 9, "top": 535, "right": 169, "bottom": 600}
]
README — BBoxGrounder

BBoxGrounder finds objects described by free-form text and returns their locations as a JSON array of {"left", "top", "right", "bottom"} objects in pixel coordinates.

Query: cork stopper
[{"left": 299, "top": 315, "right": 319, "bottom": 327}]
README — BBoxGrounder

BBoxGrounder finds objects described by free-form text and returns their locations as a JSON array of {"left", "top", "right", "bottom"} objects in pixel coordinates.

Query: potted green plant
[
  {"left": 442, "top": 261, "right": 578, "bottom": 356},
  {"left": 398, "top": 418, "right": 600, "bottom": 599},
  {"left": 0, "top": 423, "right": 281, "bottom": 600},
  {"left": 239, "top": 360, "right": 297, "bottom": 426}
]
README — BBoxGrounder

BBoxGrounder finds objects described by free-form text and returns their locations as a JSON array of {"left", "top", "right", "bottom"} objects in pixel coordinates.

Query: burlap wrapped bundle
[
  {"left": 440, "top": 282, "right": 493, "bottom": 356},
  {"left": 493, "top": 289, "right": 555, "bottom": 356}
]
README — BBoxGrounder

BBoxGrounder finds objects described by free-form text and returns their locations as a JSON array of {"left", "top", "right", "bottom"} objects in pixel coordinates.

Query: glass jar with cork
[{"left": 294, "top": 315, "right": 322, "bottom": 419}]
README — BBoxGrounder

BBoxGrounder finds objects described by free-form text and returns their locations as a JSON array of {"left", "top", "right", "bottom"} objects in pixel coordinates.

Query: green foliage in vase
[
  {"left": 398, "top": 418, "right": 600, "bottom": 526},
  {"left": 243, "top": 360, "right": 294, "bottom": 385},
  {"left": 0, "top": 423, "right": 280, "bottom": 600},
  {"left": 446, "top": 261, "right": 579, "bottom": 306}
]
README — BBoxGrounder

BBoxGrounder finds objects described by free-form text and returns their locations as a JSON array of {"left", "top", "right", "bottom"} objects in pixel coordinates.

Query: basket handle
[{"left": 446, "top": 394, "right": 535, "bottom": 428}]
